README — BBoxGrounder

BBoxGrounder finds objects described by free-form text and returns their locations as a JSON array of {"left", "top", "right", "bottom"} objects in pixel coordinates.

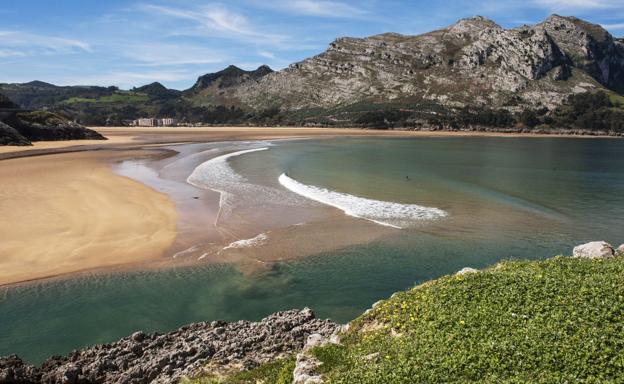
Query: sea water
[{"left": 2, "top": 136, "right": 624, "bottom": 363}]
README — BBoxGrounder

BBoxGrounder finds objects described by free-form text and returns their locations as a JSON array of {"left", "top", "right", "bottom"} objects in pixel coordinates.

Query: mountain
[
  {"left": 133, "top": 82, "right": 181, "bottom": 100},
  {"left": 0, "top": 15, "right": 622, "bottom": 131},
  {"left": 183, "top": 65, "right": 274, "bottom": 107},
  {"left": 187, "top": 15, "right": 623, "bottom": 114}
]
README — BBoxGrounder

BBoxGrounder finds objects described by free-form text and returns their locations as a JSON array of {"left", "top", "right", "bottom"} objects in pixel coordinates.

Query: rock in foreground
[
  {"left": 0, "top": 309, "right": 337, "bottom": 384},
  {"left": 572, "top": 241, "right": 615, "bottom": 259},
  {"left": 0, "top": 121, "right": 31, "bottom": 146},
  {"left": 3, "top": 111, "right": 105, "bottom": 142}
]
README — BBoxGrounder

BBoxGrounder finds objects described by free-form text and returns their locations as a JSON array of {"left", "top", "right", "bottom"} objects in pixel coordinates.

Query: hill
[{"left": 0, "top": 92, "right": 106, "bottom": 145}]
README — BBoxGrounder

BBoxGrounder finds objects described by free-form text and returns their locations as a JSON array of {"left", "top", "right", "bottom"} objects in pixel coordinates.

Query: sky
[{"left": 0, "top": 0, "right": 623, "bottom": 90}]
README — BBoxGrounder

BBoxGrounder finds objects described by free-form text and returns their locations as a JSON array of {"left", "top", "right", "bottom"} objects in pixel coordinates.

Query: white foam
[
  {"left": 221, "top": 233, "right": 269, "bottom": 252},
  {"left": 278, "top": 173, "right": 447, "bottom": 229},
  {"left": 187, "top": 147, "right": 269, "bottom": 225}
]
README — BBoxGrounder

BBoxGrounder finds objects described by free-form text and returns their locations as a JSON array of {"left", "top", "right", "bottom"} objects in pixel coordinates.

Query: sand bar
[{"left": 0, "top": 150, "right": 177, "bottom": 286}]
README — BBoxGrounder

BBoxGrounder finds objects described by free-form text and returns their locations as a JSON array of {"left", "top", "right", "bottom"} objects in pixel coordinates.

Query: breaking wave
[
  {"left": 186, "top": 145, "right": 304, "bottom": 228},
  {"left": 278, "top": 173, "right": 447, "bottom": 229},
  {"left": 221, "top": 233, "right": 269, "bottom": 252}
]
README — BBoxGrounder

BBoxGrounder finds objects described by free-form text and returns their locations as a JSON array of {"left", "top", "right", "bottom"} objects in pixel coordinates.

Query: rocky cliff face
[
  {"left": 0, "top": 309, "right": 337, "bottom": 384},
  {"left": 186, "top": 15, "right": 623, "bottom": 113},
  {"left": 537, "top": 15, "right": 624, "bottom": 93}
]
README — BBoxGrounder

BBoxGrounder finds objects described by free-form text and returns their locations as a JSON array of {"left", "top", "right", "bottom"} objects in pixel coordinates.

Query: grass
[
  {"left": 63, "top": 92, "right": 149, "bottom": 105},
  {"left": 607, "top": 92, "right": 624, "bottom": 109},
  {"left": 313, "top": 256, "right": 624, "bottom": 383},
  {"left": 183, "top": 356, "right": 296, "bottom": 384},
  {"left": 185, "top": 256, "right": 624, "bottom": 383}
]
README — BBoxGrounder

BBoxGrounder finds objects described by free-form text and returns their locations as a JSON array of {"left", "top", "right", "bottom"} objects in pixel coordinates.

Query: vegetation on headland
[{"left": 189, "top": 255, "right": 624, "bottom": 383}]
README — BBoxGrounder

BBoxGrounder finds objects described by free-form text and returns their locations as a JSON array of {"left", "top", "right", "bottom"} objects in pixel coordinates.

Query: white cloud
[
  {"left": 533, "top": 0, "right": 622, "bottom": 10},
  {"left": 0, "top": 49, "right": 27, "bottom": 58},
  {"left": 139, "top": 4, "right": 285, "bottom": 44},
  {"left": 602, "top": 23, "right": 624, "bottom": 30},
  {"left": 269, "top": 0, "right": 368, "bottom": 18},
  {"left": 56, "top": 70, "right": 192, "bottom": 88},
  {"left": 123, "top": 43, "right": 228, "bottom": 67},
  {"left": 258, "top": 50, "right": 275, "bottom": 59},
  {"left": 0, "top": 31, "right": 91, "bottom": 57}
]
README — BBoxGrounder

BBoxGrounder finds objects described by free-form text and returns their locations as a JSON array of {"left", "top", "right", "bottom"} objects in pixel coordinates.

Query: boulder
[
  {"left": 572, "top": 241, "right": 615, "bottom": 259},
  {"left": 617, "top": 244, "right": 624, "bottom": 256},
  {"left": 456, "top": 267, "right": 479, "bottom": 275}
]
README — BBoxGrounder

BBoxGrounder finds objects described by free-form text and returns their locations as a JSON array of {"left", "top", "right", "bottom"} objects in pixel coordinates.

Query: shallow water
[{"left": 2, "top": 136, "right": 624, "bottom": 364}]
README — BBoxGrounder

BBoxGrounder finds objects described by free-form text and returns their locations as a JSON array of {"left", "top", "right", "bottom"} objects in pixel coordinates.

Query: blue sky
[{"left": 1, "top": 0, "right": 623, "bottom": 90}]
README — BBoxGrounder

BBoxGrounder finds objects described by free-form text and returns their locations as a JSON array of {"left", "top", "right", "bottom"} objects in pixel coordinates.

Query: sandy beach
[
  {"left": 0, "top": 126, "right": 619, "bottom": 286},
  {"left": 0, "top": 150, "right": 177, "bottom": 286}
]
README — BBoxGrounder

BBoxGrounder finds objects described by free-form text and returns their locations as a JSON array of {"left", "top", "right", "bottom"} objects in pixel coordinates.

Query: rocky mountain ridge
[
  {"left": 213, "top": 14, "right": 623, "bottom": 113},
  {"left": 0, "top": 14, "right": 622, "bottom": 130}
]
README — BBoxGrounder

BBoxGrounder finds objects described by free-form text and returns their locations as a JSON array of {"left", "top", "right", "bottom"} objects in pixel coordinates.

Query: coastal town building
[{"left": 133, "top": 118, "right": 177, "bottom": 127}]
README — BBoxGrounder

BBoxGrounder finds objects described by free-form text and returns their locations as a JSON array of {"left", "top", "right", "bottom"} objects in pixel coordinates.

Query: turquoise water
[{"left": 2, "top": 137, "right": 624, "bottom": 364}]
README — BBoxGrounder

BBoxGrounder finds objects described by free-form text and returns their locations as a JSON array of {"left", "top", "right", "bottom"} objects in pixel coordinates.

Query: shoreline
[
  {"left": 1, "top": 126, "right": 620, "bottom": 160},
  {"left": 0, "top": 126, "right": 621, "bottom": 287}
]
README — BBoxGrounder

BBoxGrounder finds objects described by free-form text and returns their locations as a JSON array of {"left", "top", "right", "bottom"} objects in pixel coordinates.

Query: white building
[
  {"left": 136, "top": 118, "right": 157, "bottom": 127},
  {"left": 160, "top": 118, "right": 177, "bottom": 126},
  {"left": 133, "top": 118, "right": 177, "bottom": 127}
]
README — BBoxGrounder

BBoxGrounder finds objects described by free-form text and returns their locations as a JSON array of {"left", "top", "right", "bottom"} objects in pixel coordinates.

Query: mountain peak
[
  {"left": 134, "top": 82, "right": 180, "bottom": 97},
  {"left": 447, "top": 15, "right": 501, "bottom": 36},
  {"left": 188, "top": 64, "right": 273, "bottom": 93},
  {"left": 540, "top": 14, "right": 611, "bottom": 42},
  {"left": 136, "top": 82, "right": 167, "bottom": 91}
]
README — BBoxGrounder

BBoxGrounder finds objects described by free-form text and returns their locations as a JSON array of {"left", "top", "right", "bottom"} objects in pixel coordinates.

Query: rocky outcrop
[
  {"left": 572, "top": 241, "right": 616, "bottom": 259},
  {"left": 293, "top": 330, "right": 344, "bottom": 384},
  {"left": 0, "top": 121, "right": 31, "bottom": 146},
  {"left": 616, "top": 244, "right": 624, "bottom": 256},
  {"left": 0, "top": 93, "right": 18, "bottom": 109},
  {"left": 455, "top": 267, "right": 479, "bottom": 275},
  {"left": 537, "top": 15, "right": 624, "bottom": 93},
  {"left": 0, "top": 309, "right": 338, "bottom": 384},
  {"left": 3, "top": 111, "right": 105, "bottom": 142}
]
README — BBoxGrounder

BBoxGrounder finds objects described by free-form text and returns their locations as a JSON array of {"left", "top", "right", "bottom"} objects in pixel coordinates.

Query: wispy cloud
[
  {"left": 139, "top": 3, "right": 286, "bottom": 44},
  {"left": 0, "top": 31, "right": 91, "bottom": 59},
  {"left": 602, "top": 22, "right": 624, "bottom": 30},
  {"left": 258, "top": 50, "right": 275, "bottom": 59},
  {"left": 123, "top": 43, "right": 228, "bottom": 67},
  {"left": 57, "top": 70, "right": 193, "bottom": 87},
  {"left": 533, "top": 0, "right": 622, "bottom": 10},
  {"left": 262, "top": 0, "right": 369, "bottom": 18}
]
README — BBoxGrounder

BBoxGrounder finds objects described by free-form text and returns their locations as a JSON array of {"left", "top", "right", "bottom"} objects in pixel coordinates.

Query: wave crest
[{"left": 278, "top": 173, "right": 446, "bottom": 229}]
